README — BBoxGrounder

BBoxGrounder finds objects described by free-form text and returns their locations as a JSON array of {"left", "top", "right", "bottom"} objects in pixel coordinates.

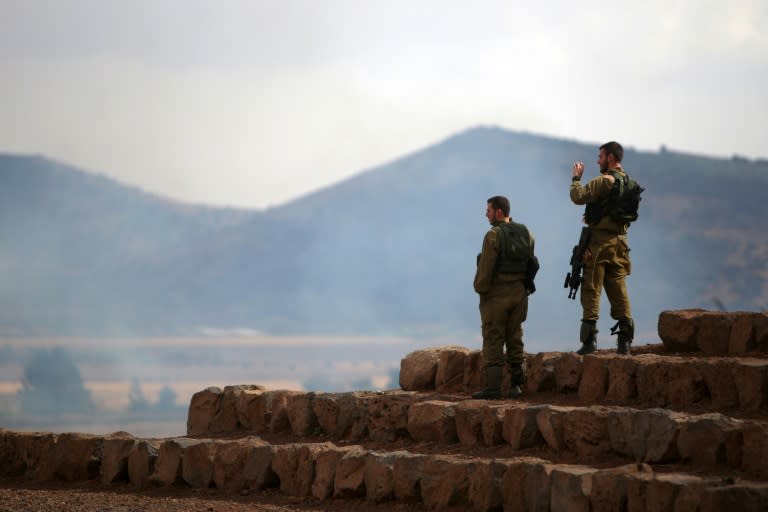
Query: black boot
[
  {"left": 472, "top": 366, "right": 503, "bottom": 399},
  {"left": 611, "top": 318, "right": 634, "bottom": 355},
  {"left": 576, "top": 320, "right": 598, "bottom": 355},
  {"left": 508, "top": 362, "right": 526, "bottom": 398}
]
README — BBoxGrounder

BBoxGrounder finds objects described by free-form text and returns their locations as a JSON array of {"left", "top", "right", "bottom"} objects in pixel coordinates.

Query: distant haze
[
  {"left": 1, "top": 0, "right": 766, "bottom": 208},
  {"left": 2, "top": 127, "right": 767, "bottom": 343}
]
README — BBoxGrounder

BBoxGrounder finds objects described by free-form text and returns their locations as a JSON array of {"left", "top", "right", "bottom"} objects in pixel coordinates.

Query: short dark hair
[
  {"left": 487, "top": 195, "right": 510, "bottom": 216},
  {"left": 600, "top": 141, "right": 624, "bottom": 163}
]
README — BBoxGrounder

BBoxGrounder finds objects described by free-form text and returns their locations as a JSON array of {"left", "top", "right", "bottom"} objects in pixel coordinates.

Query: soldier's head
[
  {"left": 486, "top": 195, "right": 510, "bottom": 224},
  {"left": 598, "top": 141, "right": 623, "bottom": 172}
]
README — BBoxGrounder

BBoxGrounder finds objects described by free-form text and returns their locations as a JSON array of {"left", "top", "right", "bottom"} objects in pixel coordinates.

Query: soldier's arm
[
  {"left": 569, "top": 175, "right": 614, "bottom": 205},
  {"left": 473, "top": 230, "right": 499, "bottom": 294}
]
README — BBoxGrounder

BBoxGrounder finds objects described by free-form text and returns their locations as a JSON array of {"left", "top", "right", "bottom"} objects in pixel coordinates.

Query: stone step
[
  {"left": 400, "top": 346, "right": 768, "bottom": 412},
  {"left": 659, "top": 310, "right": 768, "bottom": 354},
  {"left": 2, "top": 430, "right": 767, "bottom": 511},
  {"left": 184, "top": 387, "right": 768, "bottom": 480}
]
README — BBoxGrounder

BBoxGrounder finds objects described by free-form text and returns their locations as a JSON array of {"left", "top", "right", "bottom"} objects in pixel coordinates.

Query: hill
[{"left": 1, "top": 127, "right": 767, "bottom": 350}]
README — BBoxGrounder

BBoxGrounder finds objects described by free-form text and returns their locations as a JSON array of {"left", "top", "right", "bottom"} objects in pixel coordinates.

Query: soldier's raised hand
[{"left": 572, "top": 161, "right": 585, "bottom": 179}]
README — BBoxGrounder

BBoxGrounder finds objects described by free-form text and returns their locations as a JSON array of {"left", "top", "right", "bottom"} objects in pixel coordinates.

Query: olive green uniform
[
  {"left": 569, "top": 168, "right": 632, "bottom": 323},
  {"left": 473, "top": 220, "right": 535, "bottom": 368}
]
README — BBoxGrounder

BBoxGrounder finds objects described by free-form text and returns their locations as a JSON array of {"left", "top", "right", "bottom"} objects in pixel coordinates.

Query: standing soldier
[
  {"left": 473, "top": 196, "right": 538, "bottom": 399},
  {"left": 570, "top": 141, "right": 639, "bottom": 355}
]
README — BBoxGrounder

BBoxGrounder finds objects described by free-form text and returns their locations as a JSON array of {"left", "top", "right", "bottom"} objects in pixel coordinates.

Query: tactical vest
[
  {"left": 584, "top": 170, "right": 643, "bottom": 226},
  {"left": 493, "top": 221, "right": 533, "bottom": 274}
]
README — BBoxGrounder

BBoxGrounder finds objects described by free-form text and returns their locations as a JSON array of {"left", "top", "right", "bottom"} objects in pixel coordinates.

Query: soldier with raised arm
[{"left": 570, "top": 141, "right": 638, "bottom": 355}]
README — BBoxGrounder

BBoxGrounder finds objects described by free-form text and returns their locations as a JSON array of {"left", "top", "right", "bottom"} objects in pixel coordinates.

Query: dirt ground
[{"left": 0, "top": 478, "right": 430, "bottom": 512}]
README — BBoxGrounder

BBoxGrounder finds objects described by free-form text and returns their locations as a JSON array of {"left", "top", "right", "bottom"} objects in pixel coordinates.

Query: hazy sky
[{"left": 1, "top": 0, "right": 766, "bottom": 208}]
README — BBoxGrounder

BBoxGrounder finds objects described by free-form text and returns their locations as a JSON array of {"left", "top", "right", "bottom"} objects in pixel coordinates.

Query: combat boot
[
  {"left": 472, "top": 366, "right": 503, "bottom": 400},
  {"left": 611, "top": 318, "right": 634, "bottom": 355},
  {"left": 508, "top": 362, "right": 526, "bottom": 398},
  {"left": 576, "top": 320, "right": 598, "bottom": 355}
]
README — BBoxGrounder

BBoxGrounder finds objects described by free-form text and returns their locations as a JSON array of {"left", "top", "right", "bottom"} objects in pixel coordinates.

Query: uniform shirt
[
  {"left": 569, "top": 167, "right": 629, "bottom": 235},
  {"left": 473, "top": 219, "right": 535, "bottom": 294}
]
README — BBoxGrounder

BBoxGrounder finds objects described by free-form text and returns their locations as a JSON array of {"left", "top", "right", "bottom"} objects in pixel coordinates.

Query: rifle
[{"left": 564, "top": 227, "right": 591, "bottom": 299}]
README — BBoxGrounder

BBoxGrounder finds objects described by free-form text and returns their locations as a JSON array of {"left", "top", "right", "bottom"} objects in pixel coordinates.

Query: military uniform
[
  {"left": 473, "top": 219, "right": 535, "bottom": 397},
  {"left": 570, "top": 167, "right": 634, "bottom": 353}
]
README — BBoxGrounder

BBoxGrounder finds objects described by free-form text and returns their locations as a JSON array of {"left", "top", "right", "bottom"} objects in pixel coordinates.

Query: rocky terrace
[{"left": 2, "top": 309, "right": 768, "bottom": 511}]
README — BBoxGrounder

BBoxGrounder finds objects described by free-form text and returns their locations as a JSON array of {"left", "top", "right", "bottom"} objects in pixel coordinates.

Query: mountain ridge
[{"left": 1, "top": 127, "right": 766, "bottom": 350}]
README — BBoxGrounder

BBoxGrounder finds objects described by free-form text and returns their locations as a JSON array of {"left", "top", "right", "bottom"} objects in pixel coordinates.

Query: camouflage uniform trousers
[
  {"left": 581, "top": 230, "right": 632, "bottom": 323},
  {"left": 479, "top": 280, "right": 528, "bottom": 368}
]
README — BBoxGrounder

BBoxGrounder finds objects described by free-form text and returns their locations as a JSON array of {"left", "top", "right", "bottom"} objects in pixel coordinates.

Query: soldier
[
  {"left": 472, "top": 195, "right": 538, "bottom": 399},
  {"left": 570, "top": 141, "right": 636, "bottom": 355}
]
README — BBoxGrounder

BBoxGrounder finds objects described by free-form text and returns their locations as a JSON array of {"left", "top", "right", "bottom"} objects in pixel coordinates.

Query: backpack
[
  {"left": 585, "top": 171, "right": 644, "bottom": 225},
  {"left": 493, "top": 221, "right": 534, "bottom": 274}
]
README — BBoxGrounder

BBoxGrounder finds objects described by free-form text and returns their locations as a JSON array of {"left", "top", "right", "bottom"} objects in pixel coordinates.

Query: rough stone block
[
  {"left": 501, "top": 458, "right": 553, "bottom": 512},
  {"left": 100, "top": 433, "right": 137, "bottom": 484},
  {"left": 699, "top": 359, "right": 740, "bottom": 409},
  {"left": 312, "top": 392, "right": 367, "bottom": 440},
  {"left": 537, "top": 405, "right": 573, "bottom": 452},
  {"left": 187, "top": 386, "right": 222, "bottom": 436},
  {"left": 607, "top": 408, "right": 682, "bottom": 463},
  {"left": 364, "top": 452, "right": 397, "bottom": 503},
  {"left": 644, "top": 473, "right": 709, "bottom": 512},
  {"left": 503, "top": 405, "right": 544, "bottom": 450},
  {"left": 563, "top": 407, "right": 612, "bottom": 457},
  {"left": 527, "top": 352, "right": 559, "bottom": 393},
  {"left": 268, "top": 390, "right": 303, "bottom": 433},
  {"left": 658, "top": 309, "right": 705, "bottom": 352},
  {"left": 392, "top": 451, "right": 426, "bottom": 501},
  {"left": 182, "top": 439, "right": 217, "bottom": 488},
  {"left": 272, "top": 443, "right": 334, "bottom": 497},
  {"left": 311, "top": 445, "right": 356, "bottom": 500},
  {"left": 367, "top": 392, "right": 414, "bottom": 442},
  {"left": 467, "top": 460, "right": 507, "bottom": 511},
  {"left": 212, "top": 438, "right": 268, "bottom": 492},
  {"left": 699, "top": 482, "right": 768, "bottom": 512},
  {"left": 286, "top": 392, "right": 318, "bottom": 436},
  {"left": 463, "top": 350, "right": 484, "bottom": 393},
  {"left": 728, "top": 312, "right": 760, "bottom": 354},
  {"left": 128, "top": 439, "right": 159, "bottom": 488},
  {"left": 454, "top": 400, "right": 486, "bottom": 446},
  {"left": 605, "top": 355, "right": 638, "bottom": 402},
  {"left": 407, "top": 400, "right": 458, "bottom": 444},
  {"left": 242, "top": 443, "right": 278, "bottom": 491},
  {"left": 697, "top": 313, "right": 736, "bottom": 355},
  {"left": 636, "top": 356, "right": 706, "bottom": 408},
  {"left": 151, "top": 438, "right": 199, "bottom": 486},
  {"left": 622, "top": 470, "right": 657, "bottom": 512},
  {"left": 400, "top": 347, "right": 443, "bottom": 390},
  {"left": 579, "top": 355, "right": 608, "bottom": 401},
  {"left": 40, "top": 433, "right": 102, "bottom": 482},
  {"left": 549, "top": 465, "right": 597, "bottom": 512},
  {"left": 677, "top": 413, "right": 743, "bottom": 468},
  {"left": 590, "top": 463, "right": 653, "bottom": 512},
  {"left": 755, "top": 313, "right": 768, "bottom": 351},
  {"left": 554, "top": 353, "right": 583, "bottom": 393},
  {"left": 209, "top": 385, "right": 264, "bottom": 433},
  {"left": 333, "top": 446, "right": 367, "bottom": 498},
  {"left": 420, "top": 456, "right": 471, "bottom": 510},
  {"left": 480, "top": 404, "right": 507, "bottom": 446},
  {"left": 435, "top": 346, "right": 470, "bottom": 392},
  {"left": 733, "top": 359, "right": 768, "bottom": 411},
  {"left": 236, "top": 389, "right": 268, "bottom": 433},
  {"left": 0, "top": 431, "right": 56, "bottom": 479},
  {"left": 741, "top": 423, "right": 768, "bottom": 479}
]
